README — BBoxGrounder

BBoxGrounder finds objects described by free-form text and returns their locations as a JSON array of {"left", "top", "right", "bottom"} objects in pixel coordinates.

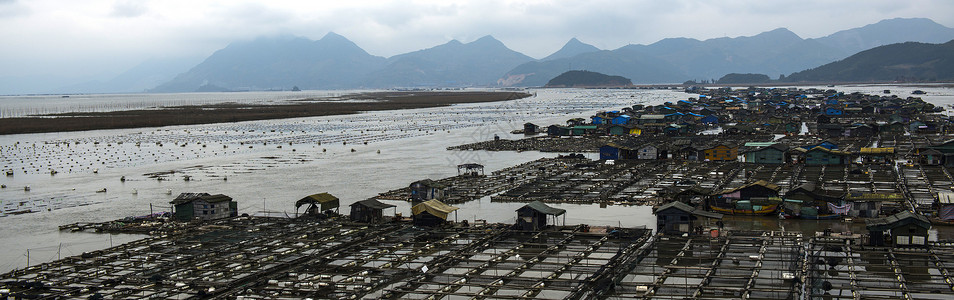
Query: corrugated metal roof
[
  {"left": 170, "top": 192, "right": 212, "bottom": 204},
  {"left": 655, "top": 201, "right": 723, "bottom": 219},
  {"left": 938, "top": 191, "right": 954, "bottom": 204},
  {"left": 865, "top": 210, "right": 930, "bottom": 231}
]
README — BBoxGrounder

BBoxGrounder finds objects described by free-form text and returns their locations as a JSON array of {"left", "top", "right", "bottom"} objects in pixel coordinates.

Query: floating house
[
  {"left": 457, "top": 163, "right": 485, "bottom": 177},
  {"left": 859, "top": 147, "right": 895, "bottom": 164},
  {"left": 742, "top": 144, "right": 789, "bottom": 164},
  {"left": 170, "top": 193, "right": 237, "bottom": 221},
  {"left": 703, "top": 144, "right": 738, "bottom": 161},
  {"left": 920, "top": 140, "right": 954, "bottom": 166},
  {"left": 846, "top": 192, "right": 905, "bottom": 218},
  {"left": 654, "top": 201, "right": 723, "bottom": 235},
  {"left": 523, "top": 123, "right": 539, "bottom": 134},
  {"left": 866, "top": 211, "right": 931, "bottom": 247},
  {"left": 600, "top": 142, "right": 639, "bottom": 160},
  {"left": 411, "top": 199, "right": 459, "bottom": 227},
  {"left": 781, "top": 183, "right": 845, "bottom": 219},
  {"left": 937, "top": 191, "right": 954, "bottom": 221},
  {"left": 799, "top": 146, "right": 851, "bottom": 165},
  {"left": 515, "top": 201, "right": 566, "bottom": 231},
  {"left": 410, "top": 179, "right": 448, "bottom": 203},
  {"left": 570, "top": 125, "right": 599, "bottom": 136},
  {"left": 349, "top": 199, "right": 396, "bottom": 223},
  {"left": 607, "top": 124, "right": 640, "bottom": 136},
  {"left": 710, "top": 180, "right": 781, "bottom": 215},
  {"left": 297, "top": 193, "right": 340, "bottom": 215},
  {"left": 547, "top": 125, "right": 570, "bottom": 136}
]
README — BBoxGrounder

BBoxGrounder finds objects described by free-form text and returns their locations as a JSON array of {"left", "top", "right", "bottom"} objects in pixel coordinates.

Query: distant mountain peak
[
  {"left": 469, "top": 35, "right": 505, "bottom": 47},
  {"left": 542, "top": 37, "right": 601, "bottom": 61},
  {"left": 760, "top": 27, "right": 800, "bottom": 38},
  {"left": 813, "top": 17, "right": 954, "bottom": 56},
  {"left": 319, "top": 31, "right": 353, "bottom": 44}
]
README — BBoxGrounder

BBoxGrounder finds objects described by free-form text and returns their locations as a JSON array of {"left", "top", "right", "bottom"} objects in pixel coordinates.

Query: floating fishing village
[{"left": 5, "top": 86, "right": 954, "bottom": 299}]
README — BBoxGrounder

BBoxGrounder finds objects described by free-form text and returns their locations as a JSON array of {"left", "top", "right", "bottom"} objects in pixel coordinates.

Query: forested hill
[
  {"left": 545, "top": 70, "right": 632, "bottom": 87},
  {"left": 784, "top": 40, "right": 954, "bottom": 82}
]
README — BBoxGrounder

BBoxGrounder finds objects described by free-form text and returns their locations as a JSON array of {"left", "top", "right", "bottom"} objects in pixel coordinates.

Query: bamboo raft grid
[
  {"left": 609, "top": 231, "right": 805, "bottom": 299},
  {"left": 7, "top": 215, "right": 954, "bottom": 299},
  {"left": 806, "top": 237, "right": 954, "bottom": 299}
]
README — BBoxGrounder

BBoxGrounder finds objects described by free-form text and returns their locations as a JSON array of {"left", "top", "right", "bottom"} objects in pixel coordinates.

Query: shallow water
[
  {"left": 1, "top": 85, "right": 952, "bottom": 273},
  {"left": 0, "top": 88, "right": 671, "bottom": 272}
]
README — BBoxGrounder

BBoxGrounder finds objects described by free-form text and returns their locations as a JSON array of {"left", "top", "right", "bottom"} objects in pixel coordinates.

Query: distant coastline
[{"left": 0, "top": 91, "right": 530, "bottom": 135}]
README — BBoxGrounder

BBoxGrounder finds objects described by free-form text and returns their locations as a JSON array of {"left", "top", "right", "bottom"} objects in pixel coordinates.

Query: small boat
[
  {"left": 96, "top": 188, "right": 107, "bottom": 193},
  {"left": 24, "top": 186, "right": 30, "bottom": 191},
  {"left": 5, "top": 170, "right": 12, "bottom": 176}
]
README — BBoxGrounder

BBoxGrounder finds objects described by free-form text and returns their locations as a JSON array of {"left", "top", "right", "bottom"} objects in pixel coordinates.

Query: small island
[{"left": 545, "top": 70, "right": 632, "bottom": 87}]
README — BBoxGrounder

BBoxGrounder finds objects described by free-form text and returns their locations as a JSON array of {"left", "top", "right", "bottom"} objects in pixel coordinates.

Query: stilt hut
[
  {"left": 524, "top": 122, "right": 539, "bottom": 134},
  {"left": 170, "top": 193, "right": 237, "bottom": 221},
  {"left": 349, "top": 199, "right": 396, "bottom": 223},
  {"left": 410, "top": 179, "right": 447, "bottom": 203},
  {"left": 865, "top": 211, "right": 931, "bottom": 247},
  {"left": 654, "top": 201, "right": 723, "bottom": 235},
  {"left": 515, "top": 201, "right": 566, "bottom": 231},
  {"left": 457, "top": 163, "right": 485, "bottom": 177},
  {"left": 411, "top": 199, "right": 459, "bottom": 227},
  {"left": 296, "top": 193, "right": 340, "bottom": 216}
]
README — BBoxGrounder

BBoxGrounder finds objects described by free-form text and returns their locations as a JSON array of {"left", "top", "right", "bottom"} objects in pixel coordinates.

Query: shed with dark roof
[
  {"left": 515, "top": 201, "right": 566, "bottom": 231},
  {"left": 865, "top": 211, "right": 930, "bottom": 247},
  {"left": 349, "top": 199, "right": 397, "bottom": 223}
]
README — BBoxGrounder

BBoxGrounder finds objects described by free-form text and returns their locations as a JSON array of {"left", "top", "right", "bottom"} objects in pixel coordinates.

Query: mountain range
[{"left": 40, "top": 17, "right": 954, "bottom": 93}]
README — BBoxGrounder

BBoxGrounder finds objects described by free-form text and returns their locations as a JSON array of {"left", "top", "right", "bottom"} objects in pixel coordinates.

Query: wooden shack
[
  {"left": 410, "top": 179, "right": 448, "bottom": 203},
  {"left": 349, "top": 199, "right": 396, "bottom": 223},
  {"left": 457, "top": 163, "right": 485, "bottom": 177},
  {"left": 170, "top": 193, "right": 237, "bottom": 221},
  {"left": 654, "top": 201, "right": 723, "bottom": 235},
  {"left": 515, "top": 201, "right": 566, "bottom": 231},
  {"left": 411, "top": 199, "right": 459, "bottom": 227},
  {"left": 703, "top": 144, "right": 737, "bottom": 161},
  {"left": 742, "top": 144, "right": 789, "bottom": 164},
  {"left": 523, "top": 122, "right": 539, "bottom": 134},
  {"left": 296, "top": 193, "right": 340, "bottom": 215},
  {"left": 865, "top": 211, "right": 931, "bottom": 247},
  {"left": 937, "top": 191, "right": 954, "bottom": 221}
]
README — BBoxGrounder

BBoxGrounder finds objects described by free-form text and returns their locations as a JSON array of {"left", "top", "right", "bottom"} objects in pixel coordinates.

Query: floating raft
[{"left": 5, "top": 216, "right": 954, "bottom": 299}]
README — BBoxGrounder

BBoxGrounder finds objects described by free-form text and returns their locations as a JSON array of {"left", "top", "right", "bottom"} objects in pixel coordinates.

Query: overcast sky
[{"left": 2, "top": 0, "right": 953, "bottom": 83}]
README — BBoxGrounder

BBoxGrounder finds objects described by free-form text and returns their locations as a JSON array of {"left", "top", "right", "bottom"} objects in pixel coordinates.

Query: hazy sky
[{"left": 2, "top": 0, "right": 953, "bottom": 83}]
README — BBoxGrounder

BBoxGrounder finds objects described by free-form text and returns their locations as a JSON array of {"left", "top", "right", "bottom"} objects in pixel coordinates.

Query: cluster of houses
[
  {"left": 167, "top": 185, "right": 567, "bottom": 231},
  {"left": 543, "top": 87, "right": 948, "bottom": 139}
]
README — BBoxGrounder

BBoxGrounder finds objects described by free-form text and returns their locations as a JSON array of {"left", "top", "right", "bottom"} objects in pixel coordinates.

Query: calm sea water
[{"left": 0, "top": 85, "right": 952, "bottom": 273}]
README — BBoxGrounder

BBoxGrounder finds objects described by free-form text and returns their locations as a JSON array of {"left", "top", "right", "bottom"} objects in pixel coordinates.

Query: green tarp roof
[
  {"left": 518, "top": 201, "right": 566, "bottom": 216},
  {"left": 297, "top": 193, "right": 340, "bottom": 211}
]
